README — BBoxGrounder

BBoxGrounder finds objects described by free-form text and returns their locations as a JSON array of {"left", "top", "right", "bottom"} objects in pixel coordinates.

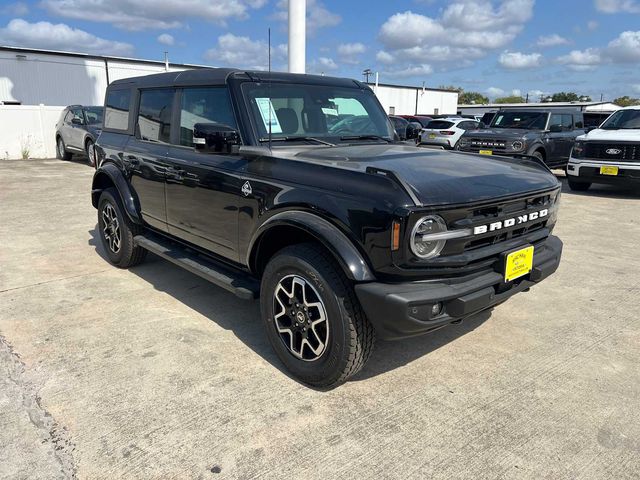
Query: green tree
[
  {"left": 550, "top": 92, "right": 592, "bottom": 102},
  {"left": 494, "top": 95, "right": 526, "bottom": 104},
  {"left": 438, "top": 85, "right": 464, "bottom": 93},
  {"left": 613, "top": 96, "right": 640, "bottom": 107},
  {"left": 459, "top": 91, "right": 489, "bottom": 104}
]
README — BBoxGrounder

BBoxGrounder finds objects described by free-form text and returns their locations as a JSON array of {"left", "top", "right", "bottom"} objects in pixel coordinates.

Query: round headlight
[
  {"left": 410, "top": 215, "right": 447, "bottom": 259},
  {"left": 512, "top": 141, "right": 524, "bottom": 150}
]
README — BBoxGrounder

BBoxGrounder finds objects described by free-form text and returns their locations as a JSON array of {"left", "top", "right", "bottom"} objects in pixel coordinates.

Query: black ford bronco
[
  {"left": 91, "top": 69, "right": 563, "bottom": 387},
  {"left": 457, "top": 108, "right": 585, "bottom": 169}
]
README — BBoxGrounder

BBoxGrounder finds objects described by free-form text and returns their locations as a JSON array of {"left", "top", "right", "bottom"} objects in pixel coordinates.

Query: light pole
[{"left": 288, "top": 0, "right": 306, "bottom": 73}]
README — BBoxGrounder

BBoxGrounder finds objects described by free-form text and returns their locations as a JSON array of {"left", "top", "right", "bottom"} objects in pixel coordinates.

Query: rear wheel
[
  {"left": 85, "top": 139, "right": 96, "bottom": 167},
  {"left": 260, "top": 243, "right": 375, "bottom": 388},
  {"left": 56, "top": 136, "right": 72, "bottom": 160},
  {"left": 97, "top": 188, "right": 147, "bottom": 268},
  {"left": 567, "top": 177, "right": 591, "bottom": 191}
]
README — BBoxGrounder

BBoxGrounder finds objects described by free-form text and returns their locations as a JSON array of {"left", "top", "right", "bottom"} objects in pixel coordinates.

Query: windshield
[
  {"left": 242, "top": 82, "right": 394, "bottom": 143},
  {"left": 83, "top": 107, "right": 104, "bottom": 125},
  {"left": 491, "top": 111, "right": 548, "bottom": 129},
  {"left": 600, "top": 109, "right": 640, "bottom": 129}
]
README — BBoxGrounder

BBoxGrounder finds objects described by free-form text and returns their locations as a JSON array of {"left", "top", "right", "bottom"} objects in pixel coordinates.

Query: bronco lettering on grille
[{"left": 473, "top": 209, "right": 549, "bottom": 235}]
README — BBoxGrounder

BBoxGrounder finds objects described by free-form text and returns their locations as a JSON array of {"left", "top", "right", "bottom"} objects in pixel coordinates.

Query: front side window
[
  {"left": 242, "top": 83, "right": 393, "bottom": 143},
  {"left": 104, "top": 89, "right": 131, "bottom": 130},
  {"left": 179, "top": 87, "right": 237, "bottom": 147},
  {"left": 138, "top": 89, "right": 174, "bottom": 143}
]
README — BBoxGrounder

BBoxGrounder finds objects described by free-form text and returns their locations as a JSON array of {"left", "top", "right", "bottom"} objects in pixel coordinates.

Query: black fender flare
[
  {"left": 247, "top": 211, "right": 375, "bottom": 282},
  {"left": 527, "top": 142, "right": 546, "bottom": 158},
  {"left": 91, "top": 163, "right": 142, "bottom": 224}
]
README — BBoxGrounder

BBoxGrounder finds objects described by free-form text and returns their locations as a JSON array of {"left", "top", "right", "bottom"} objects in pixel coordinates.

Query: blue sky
[{"left": 1, "top": 0, "right": 639, "bottom": 101}]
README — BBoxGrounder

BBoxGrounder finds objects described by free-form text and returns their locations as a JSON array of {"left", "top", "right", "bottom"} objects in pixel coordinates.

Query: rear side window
[
  {"left": 179, "top": 87, "right": 237, "bottom": 147},
  {"left": 104, "top": 89, "right": 131, "bottom": 131},
  {"left": 425, "top": 120, "right": 454, "bottom": 129},
  {"left": 138, "top": 89, "right": 175, "bottom": 143}
]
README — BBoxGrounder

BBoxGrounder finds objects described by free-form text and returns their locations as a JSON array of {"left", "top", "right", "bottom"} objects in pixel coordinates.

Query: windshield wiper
[
  {"left": 258, "top": 136, "right": 335, "bottom": 146},
  {"left": 339, "top": 135, "right": 393, "bottom": 143}
]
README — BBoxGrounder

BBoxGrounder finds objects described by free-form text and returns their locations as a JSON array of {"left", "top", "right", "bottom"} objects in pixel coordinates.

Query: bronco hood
[{"left": 292, "top": 144, "right": 559, "bottom": 206}]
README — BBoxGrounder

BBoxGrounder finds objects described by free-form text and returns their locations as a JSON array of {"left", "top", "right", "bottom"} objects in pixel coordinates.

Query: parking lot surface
[{"left": 1, "top": 158, "right": 639, "bottom": 480}]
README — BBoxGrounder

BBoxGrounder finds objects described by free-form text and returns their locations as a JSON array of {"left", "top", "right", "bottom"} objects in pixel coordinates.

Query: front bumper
[
  {"left": 567, "top": 158, "right": 640, "bottom": 184},
  {"left": 355, "top": 235, "right": 563, "bottom": 340}
]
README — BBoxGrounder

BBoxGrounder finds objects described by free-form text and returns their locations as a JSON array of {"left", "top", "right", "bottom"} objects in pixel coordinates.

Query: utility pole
[
  {"left": 362, "top": 68, "right": 372, "bottom": 83},
  {"left": 288, "top": 0, "right": 306, "bottom": 73}
]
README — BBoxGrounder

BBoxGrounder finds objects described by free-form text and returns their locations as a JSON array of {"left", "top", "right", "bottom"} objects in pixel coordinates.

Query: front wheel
[
  {"left": 567, "top": 177, "right": 591, "bottom": 191},
  {"left": 260, "top": 243, "right": 375, "bottom": 388},
  {"left": 86, "top": 139, "right": 96, "bottom": 167}
]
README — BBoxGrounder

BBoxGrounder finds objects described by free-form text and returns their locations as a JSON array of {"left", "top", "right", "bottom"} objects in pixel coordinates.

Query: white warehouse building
[{"left": 0, "top": 45, "right": 458, "bottom": 158}]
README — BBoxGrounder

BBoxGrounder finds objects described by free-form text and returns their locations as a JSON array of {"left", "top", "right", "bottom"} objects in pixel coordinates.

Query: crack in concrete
[{"left": 0, "top": 335, "right": 77, "bottom": 479}]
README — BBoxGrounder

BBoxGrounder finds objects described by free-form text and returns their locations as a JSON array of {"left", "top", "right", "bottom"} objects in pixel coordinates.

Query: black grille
[
  {"left": 467, "top": 138, "right": 508, "bottom": 150},
  {"left": 584, "top": 143, "right": 640, "bottom": 162}
]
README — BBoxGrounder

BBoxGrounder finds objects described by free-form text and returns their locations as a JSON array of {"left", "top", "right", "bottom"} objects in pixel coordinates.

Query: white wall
[
  {"left": 372, "top": 85, "right": 459, "bottom": 116},
  {"left": 0, "top": 105, "right": 65, "bottom": 159},
  {"left": 0, "top": 50, "right": 188, "bottom": 106}
]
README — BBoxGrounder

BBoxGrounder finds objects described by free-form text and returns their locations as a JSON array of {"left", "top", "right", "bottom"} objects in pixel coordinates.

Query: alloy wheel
[
  {"left": 101, "top": 203, "right": 121, "bottom": 254},
  {"left": 273, "top": 274, "right": 329, "bottom": 361}
]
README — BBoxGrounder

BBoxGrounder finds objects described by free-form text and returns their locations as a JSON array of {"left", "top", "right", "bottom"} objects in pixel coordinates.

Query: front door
[{"left": 165, "top": 86, "right": 245, "bottom": 262}]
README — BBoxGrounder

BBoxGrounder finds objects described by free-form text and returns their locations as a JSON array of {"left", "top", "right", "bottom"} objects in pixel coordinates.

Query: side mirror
[
  {"left": 71, "top": 117, "right": 83, "bottom": 125},
  {"left": 549, "top": 124, "right": 563, "bottom": 133},
  {"left": 478, "top": 122, "right": 486, "bottom": 129},
  {"left": 193, "top": 123, "right": 240, "bottom": 153}
]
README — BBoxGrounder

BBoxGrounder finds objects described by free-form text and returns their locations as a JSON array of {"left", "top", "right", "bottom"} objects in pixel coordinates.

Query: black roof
[
  {"left": 110, "top": 68, "right": 366, "bottom": 89},
  {"left": 498, "top": 107, "right": 582, "bottom": 114}
]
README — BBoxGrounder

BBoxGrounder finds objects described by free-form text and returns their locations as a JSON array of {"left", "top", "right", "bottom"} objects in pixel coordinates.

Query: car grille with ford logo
[{"left": 584, "top": 143, "right": 640, "bottom": 162}]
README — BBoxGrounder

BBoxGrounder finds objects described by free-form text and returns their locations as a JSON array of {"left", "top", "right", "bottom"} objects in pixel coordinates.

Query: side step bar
[{"left": 134, "top": 233, "right": 259, "bottom": 300}]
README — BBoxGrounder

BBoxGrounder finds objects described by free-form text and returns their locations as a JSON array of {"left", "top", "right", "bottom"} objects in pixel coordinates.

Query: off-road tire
[
  {"left": 97, "top": 188, "right": 147, "bottom": 268},
  {"left": 531, "top": 150, "right": 544, "bottom": 163},
  {"left": 567, "top": 177, "right": 591, "bottom": 191},
  {"left": 56, "top": 136, "right": 72, "bottom": 160},
  {"left": 261, "top": 243, "right": 375, "bottom": 388}
]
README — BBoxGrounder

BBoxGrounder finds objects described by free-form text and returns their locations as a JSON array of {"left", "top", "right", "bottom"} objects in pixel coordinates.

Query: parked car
[
  {"left": 457, "top": 108, "right": 585, "bottom": 168},
  {"left": 92, "top": 69, "right": 563, "bottom": 388},
  {"left": 398, "top": 115, "right": 433, "bottom": 128},
  {"left": 566, "top": 106, "right": 640, "bottom": 191},
  {"left": 55, "top": 105, "right": 103, "bottom": 166},
  {"left": 389, "top": 115, "right": 421, "bottom": 141},
  {"left": 418, "top": 118, "right": 481, "bottom": 149}
]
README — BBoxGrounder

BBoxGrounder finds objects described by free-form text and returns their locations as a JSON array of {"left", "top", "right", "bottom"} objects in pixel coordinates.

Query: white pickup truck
[{"left": 566, "top": 106, "right": 640, "bottom": 191}]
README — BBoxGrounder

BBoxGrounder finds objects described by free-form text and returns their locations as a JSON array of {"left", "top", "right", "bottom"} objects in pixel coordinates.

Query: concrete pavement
[{"left": 1, "top": 158, "right": 639, "bottom": 479}]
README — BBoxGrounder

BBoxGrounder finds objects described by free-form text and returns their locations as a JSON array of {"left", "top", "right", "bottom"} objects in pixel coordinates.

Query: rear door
[
  {"left": 68, "top": 107, "right": 85, "bottom": 149},
  {"left": 164, "top": 86, "right": 244, "bottom": 261},
  {"left": 126, "top": 88, "right": 174, "bottom": 232}
]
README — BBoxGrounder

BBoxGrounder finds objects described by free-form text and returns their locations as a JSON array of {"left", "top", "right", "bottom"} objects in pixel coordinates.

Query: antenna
[{"left": 268, "top": 27, "right": 272, "bottom": 151}]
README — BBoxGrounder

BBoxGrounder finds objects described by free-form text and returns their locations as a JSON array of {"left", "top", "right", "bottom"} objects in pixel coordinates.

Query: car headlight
[
  {"left": 410, "top": 215, "right": 447, "bottom": 259},
  {"left": 511, "top": 140, "right": 524, "bottom": 151},
  {"left": 572, "top": 140, "right": 585, "bottom": 158}
]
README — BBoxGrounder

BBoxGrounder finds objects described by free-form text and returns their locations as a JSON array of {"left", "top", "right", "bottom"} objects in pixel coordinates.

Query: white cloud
[
  {"left": 157, "top": 33, "right": 175, "bottom": 46},
  {"left": 273, "top": 0, "right": 341, "bottom": 35},
  {"left": 377, "top": 0, "right": 534, "bottom": 74},
  {"left": 486, "top": 87, "right": 505, "bottom": 98},
  {"left": 309, "top": 57, "right": 338, "bottom": 73},
  {"left": 606, "top": 31, "right": 640, "bottom": 62},
  {"left": 383, "top": 64, "right": 433, "bottom": 78},
  {"left": 203, "top": 33, "right": 285, "bottom": 70},
  {"left": 40, "top": 0, "right": 268, "bottom": 31},
  {"left": 633, "top": 84, "right": 640, "bottom": 94},
  {"left": 555, "top": 31, "right": 640, "bottom": 71},
  {"left": 536, "top": 34, "right": 569, "bottom": 48},
  {"left": 0, "top": 18, "right": 134, "bottom": 56},
  {"left": 587, "top": 20, "right": 599, "bottom": 31},
  {"left": 1, "top": 2, "right": 28, "bottom": 15},
  {"left": 499, "top": 51, "right": 542, "bottom": 69},
  {"left": 337, "top": 42, "right": 366, "bottom": 64},
  {"left": 594, "top": 0, "right": 640, "bottom": 13}
]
